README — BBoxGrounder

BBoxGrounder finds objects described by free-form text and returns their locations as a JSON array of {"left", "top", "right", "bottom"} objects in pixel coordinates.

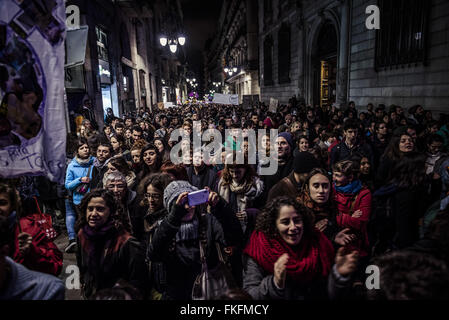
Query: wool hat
[
  {"left": 163, "top": 180, "right": 198, "bottom": 213},
  {"left": 293, "top": 151, "right": 320, "bottom": 174},
  {"left": 277, "top": 132, "right": 293, "bottom": 149}
]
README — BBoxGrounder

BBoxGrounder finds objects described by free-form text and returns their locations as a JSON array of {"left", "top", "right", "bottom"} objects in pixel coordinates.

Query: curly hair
[
  {"left": 75, "top": 189, "right": 127, "bottom": 233},
  {"left": 255, "top": 196, "right": 314, "bottom": 240},
  {"left": 0, "top": 182, "right": 21, "bottom": 217},
  {"left": 138, "top": 173, "right": 174, "bottom": 207}
]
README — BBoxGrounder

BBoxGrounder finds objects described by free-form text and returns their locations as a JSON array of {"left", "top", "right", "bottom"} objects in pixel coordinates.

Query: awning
[{"left": 64, "top": 25, "right": 89, "bottom": 68}]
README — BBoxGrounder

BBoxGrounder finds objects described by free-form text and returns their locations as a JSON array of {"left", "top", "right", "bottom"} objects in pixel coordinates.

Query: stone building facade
[
  {"left": 64, "top": 0, "right": 186, "bottom": 130},
  {"left": 204, "top": 0, "right": 260, "bottom": 104},
  {"left": 258, "top": 0, "right": 449, "bottom": 114}
]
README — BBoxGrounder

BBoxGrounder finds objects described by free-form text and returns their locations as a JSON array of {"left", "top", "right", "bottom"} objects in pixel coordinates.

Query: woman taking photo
[
  {"left": 147, "top": 180, "right": 243, "bottom": 299},
  {"left": 243, "top": 196, "right": 335, "bottom": 300},
  {"left": 75, "top": 189, "right": 148, "bottom": 299},
  {"left": 65, "top": 138, "right": 95, "bottom": 253}
]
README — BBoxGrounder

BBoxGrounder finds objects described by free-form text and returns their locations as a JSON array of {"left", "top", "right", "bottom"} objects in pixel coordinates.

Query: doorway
[{"left": 312, "top": 21, "right": 338, "bottom": 108}]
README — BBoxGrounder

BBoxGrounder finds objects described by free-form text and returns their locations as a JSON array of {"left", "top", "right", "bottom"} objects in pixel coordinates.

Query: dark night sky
[{"left": 180, "top": 0, "right": 222, "bottom": 89}]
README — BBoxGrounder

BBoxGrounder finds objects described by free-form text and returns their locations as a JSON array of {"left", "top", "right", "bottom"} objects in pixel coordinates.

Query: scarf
[
  {"left": 297, "top": 193, "right": 333, "bottom": 224},
  {"left": 93, "top": 157, "right": 106, "bottom": 169},
  {"left": 244, "top": 230, "right": 334, "bottom": 284},
  {"left": 219, "top": 177, "right": 263, "bottom": 213},
  {"left": 334, "top": 180, "right": 362, "bottom": 195},
  {"left": 75, "top": 155, "right": 91, "bottom": 165},
  {"left": 176, "top": 217, "right": 199, "bottom": 243},
  {"left": 80, "top": 220, "right": 117, "bottom": 273}
]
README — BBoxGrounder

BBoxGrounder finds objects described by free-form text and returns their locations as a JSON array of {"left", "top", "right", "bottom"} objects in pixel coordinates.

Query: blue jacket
[{"left": 65, "top": 156, "right": 95, "bottom": 205}]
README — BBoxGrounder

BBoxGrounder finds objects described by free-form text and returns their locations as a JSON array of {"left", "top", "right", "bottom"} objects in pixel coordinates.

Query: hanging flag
[{"left": 0, "top": 0, "right": 66, "bottom": 183}]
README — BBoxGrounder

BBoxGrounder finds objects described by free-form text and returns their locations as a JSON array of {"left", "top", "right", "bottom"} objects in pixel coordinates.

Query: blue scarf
[{"left": 335, "top": 180, "right": 363, "bottom": 195}]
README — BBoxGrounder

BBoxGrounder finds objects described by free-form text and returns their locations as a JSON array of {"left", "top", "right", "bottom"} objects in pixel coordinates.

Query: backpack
[{"left": 368, "top": 192, "right": 398, "bottom": 257}]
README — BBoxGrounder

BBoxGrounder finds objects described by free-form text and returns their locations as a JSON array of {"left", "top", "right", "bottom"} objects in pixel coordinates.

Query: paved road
[{"left": 54, "top": 231, "right": 82, "bottom": 300}]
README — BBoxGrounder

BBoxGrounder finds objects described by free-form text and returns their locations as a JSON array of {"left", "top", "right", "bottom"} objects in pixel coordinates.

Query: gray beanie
[{"left": 163, "top": 180, "right": 198, "bottom": 213}]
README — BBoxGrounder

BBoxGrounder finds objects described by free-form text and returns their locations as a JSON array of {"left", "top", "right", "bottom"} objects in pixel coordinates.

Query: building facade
[
  {"left": 258, "top": 0, "right": 449, "bottom": 114},
  {"left": 64, "top": 0, "right": 186, "bottom": 130},
  {"left": 204, "top": 0, "right": 260, "bottom": 104}
]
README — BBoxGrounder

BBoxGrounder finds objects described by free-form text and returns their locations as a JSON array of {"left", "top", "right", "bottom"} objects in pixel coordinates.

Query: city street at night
[{"left": 1, "top": 0, "right": 449, "bottom": 310}]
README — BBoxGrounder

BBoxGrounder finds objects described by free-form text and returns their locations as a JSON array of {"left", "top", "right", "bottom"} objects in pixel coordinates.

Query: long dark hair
[
  {"left": 75, "top": 189, "right": 126, "bottom": 232},
  {"left": 382, "top": 133, "right": 414, "bottom": 162},
  {"left": 139, "top": 143, "right": 163, "bottom": 177},
  {"left": 388, "top": 152, "right": 427, "bottom": 188},
  {"left": 255, "top": 196, "right": 314, "bottom": 240}
]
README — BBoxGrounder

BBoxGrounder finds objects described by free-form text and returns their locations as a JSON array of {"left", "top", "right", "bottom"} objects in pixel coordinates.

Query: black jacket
[
  {"left": 147, "top": 198, "right": 243, "bottom": 300},
  {"left": 186, "top": 165, "right": 218, "bottom": 191},
  {"left": 330, "top": 140, "right": 373, "bottom": 168},
  {"left": 76, "top": 228, "right": 149, "bottom": 299}
]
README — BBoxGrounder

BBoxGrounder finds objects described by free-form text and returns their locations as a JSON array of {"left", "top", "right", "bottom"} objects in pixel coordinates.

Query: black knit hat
[{"left": 293, "top": 151, "right": 320, "bottom": 174}]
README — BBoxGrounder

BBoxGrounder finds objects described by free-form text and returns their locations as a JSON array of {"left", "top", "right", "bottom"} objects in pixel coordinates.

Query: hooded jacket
[{"left": 65, "top": 156, "right": 95, "bottom": 205}]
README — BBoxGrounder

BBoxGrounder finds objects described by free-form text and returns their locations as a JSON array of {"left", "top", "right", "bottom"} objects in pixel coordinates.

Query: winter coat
[
  {"left": 267, "top": 171, "right": 302, "bottom": 203},
  {"left": 260, "top": 156, "right": 294, "bottom": 206},
  {"left": 64, "top": 156, "right": 95, "bottom": 205},
  {"left": 76, "top": 227, "right": 149, "bottom": 299},
  {"left": 334, "top": 186, "right": 372, "bottom": 257},
  {"left": 13, "top": 217, "right": 63, "bottom": 276},
  {"left": 373, "top": 183, "right": 436, "bottom": 249},
  {"left": 243, "top": 256, "right": 328, "bottom": 300},
  {"left": 147, "top": 198, "right": 243, "bottom": 300},
  {"left": 186, "top": 165, "right": 218, "bottom": 191},
  {"left": 330, "top": 140, "right": 373, "bottom": 169}
]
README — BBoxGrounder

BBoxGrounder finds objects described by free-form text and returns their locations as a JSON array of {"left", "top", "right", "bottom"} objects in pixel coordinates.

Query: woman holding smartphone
[{"left": 147, "top": 180, "right": 243, "bottom": 300}]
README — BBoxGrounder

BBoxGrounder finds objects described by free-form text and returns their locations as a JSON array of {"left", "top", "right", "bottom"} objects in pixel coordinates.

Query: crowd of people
[{"left": 1, "top": 98, "right": 449, "bottom": 300}]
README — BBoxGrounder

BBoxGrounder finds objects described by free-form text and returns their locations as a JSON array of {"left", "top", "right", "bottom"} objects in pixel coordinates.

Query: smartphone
[{"left": 187, "top": 189, "right": 210, "bottom": 207}]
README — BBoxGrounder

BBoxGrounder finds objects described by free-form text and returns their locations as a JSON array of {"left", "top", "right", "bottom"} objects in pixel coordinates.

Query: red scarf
[{"left": 244, "top": 230, "right": 335, "bottom": 284}]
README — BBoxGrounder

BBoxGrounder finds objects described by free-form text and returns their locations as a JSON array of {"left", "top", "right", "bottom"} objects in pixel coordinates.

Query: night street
[{"left": 1, "top": 0, "right": 449, "bottom": 309}]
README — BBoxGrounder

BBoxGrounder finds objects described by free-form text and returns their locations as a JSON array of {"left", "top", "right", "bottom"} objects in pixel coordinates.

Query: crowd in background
[{"left": 1, "top": 97, "right": 449, "bottom": 300}]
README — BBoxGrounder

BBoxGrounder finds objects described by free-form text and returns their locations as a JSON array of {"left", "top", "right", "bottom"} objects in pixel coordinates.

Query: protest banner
[
  {"left": 0, "top": 0, "right": 66, "bottom": 183},
  {"left": 269, "top": 98, "right": 279, "bottom": 113},
  {"left": 212, "top": 93, "right": 239, "bottom": 105}
]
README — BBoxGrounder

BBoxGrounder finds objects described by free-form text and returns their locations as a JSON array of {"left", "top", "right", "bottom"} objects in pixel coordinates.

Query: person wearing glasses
[
  {"left": 104, "top": 171, "right": 144, "bottom": 241},
  {"left": 138, "top": 173, "right": 174, "bottom": 299}
]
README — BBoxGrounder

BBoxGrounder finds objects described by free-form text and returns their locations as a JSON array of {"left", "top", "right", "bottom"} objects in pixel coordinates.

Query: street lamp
[
  {"left": 159, "top": 36, "right": 168, "bottom": 47},
  {"left": 169, "top": 39, "right": 177, "bottom": 53}
]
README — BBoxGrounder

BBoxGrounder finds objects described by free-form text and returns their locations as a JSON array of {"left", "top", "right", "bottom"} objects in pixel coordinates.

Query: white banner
[
  {"left": 212, "top": 93, "right": 239, "bottom": 105},
  {"left": 269, "top": 98, "right": 279, "bottom": 113},
  {"left": 0, "top": 0, "right": 67, "bottom": 183}
]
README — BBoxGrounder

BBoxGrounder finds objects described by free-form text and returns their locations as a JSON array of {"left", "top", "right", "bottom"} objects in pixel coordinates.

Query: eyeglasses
[{"left": 145, "top": 193, "right": 162, "bottom": 200}]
